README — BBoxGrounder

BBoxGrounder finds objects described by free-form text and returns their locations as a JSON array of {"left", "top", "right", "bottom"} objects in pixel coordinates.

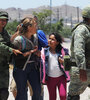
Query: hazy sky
[{"left": 0, "top": 0, "right": 90, "bottom": 9}]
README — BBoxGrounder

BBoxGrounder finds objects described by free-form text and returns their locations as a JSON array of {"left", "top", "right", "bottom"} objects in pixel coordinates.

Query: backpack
[{"left": 13, "top": 36, "right": 35, "bottom": 69}]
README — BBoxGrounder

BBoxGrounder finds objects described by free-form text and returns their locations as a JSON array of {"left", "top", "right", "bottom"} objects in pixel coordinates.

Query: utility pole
[
  {"left": 57, "top": 8, "right": 59, "bottom": 22},
  {"left": 60, "top": 8, "right": 62, "bottom": 19},
  {"left": 19, "top": 12, "right": 20, "bottom": 21},
  {"left": 70, "top": 14, "right": 73, "bottom": 28},
  {"left": 18, "top": 8, "right": 21, "bottom": 21},
  {"left": 65, "top": 0, "right": 67, "bottom": 26},
  {"left": 50, "top": 0, "right": 52, "bottom": 33},
  {"left": 77, "top": 7, "right": 79, "bottom": 23}
]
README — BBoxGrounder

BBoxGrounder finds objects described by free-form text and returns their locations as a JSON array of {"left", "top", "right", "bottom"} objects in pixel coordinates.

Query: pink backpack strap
[
  {"left": 61, "top": 48, "right": 65, "bottom": 57},
  {"left": 40, "top": 48, "right": 46, "bottom": 84},
  {"left": 61, "top": 48, "right": 70, "bottom": 82}
]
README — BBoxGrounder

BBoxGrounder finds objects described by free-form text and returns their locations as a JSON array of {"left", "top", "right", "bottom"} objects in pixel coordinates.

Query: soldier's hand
[
  {"left": 12, "top": 49, "right": 22, "bottom": 55},
  {"left": 79, "top": 69, "right": 87, "bottom": 82}
]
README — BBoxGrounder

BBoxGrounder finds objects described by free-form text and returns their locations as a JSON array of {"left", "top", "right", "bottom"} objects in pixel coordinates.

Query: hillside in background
[{"left": 0, "top": 5, "right": 82, "bottom": 24}]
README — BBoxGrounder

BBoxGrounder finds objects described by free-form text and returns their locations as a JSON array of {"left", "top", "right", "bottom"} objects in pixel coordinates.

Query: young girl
[
  {"left": 12, "top": 17, "right": 42, "bottom": 100},
  {"left": 41, "top": 33, "right": 69, "bottom": 100},
  {"left": 10, "top": 16, "right": 48, "bottom": 100}
]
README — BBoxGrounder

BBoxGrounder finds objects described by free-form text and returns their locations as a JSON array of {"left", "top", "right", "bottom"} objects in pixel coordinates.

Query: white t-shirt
[{"left": 47, "top": 51, "right": 63, "bottom": 77}]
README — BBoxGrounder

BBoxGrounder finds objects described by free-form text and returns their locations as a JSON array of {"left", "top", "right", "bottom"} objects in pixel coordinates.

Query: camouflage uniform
[
  {"left": 67, "top": 6, "right": 90, "bottom": 100},
  {"left": 0, "top": 11, "right": 13, "bottom": 100}
]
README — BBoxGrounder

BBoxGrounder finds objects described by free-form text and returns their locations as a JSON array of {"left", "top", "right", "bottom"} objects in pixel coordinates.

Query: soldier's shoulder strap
[
  {"left": 72, "top": 22, "right": 90, "bottom": 32},
  {"left": 0, "top": 29, "right": 10, "bottom": 45},
  {"left": 2, "top": 29, "right": 9, "bottom": 36},
  {"left": 2, "top": 29, "right": 11, "bottom": 41}
]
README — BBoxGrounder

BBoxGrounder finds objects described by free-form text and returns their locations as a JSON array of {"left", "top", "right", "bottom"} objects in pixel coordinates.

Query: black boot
[
  {"left": 67, "top": 94, "right": 80, "bottom": 100},
  {"left": 88, "top": 84, "right": 90, "bottom": 88}
]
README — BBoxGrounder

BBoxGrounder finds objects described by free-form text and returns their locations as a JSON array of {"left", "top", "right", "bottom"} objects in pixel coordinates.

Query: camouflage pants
[
  {"left": 0, "top": 68, "right": 9, "bottom": 100},
  {"left": 68, "top": 67, "right": 90, "bottom": 96}
]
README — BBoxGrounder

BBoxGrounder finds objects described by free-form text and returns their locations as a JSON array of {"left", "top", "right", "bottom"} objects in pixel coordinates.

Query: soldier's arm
[
  {"left": 0, "top": 30, "right": 14, "bottom": 55},
  {"left": 0, "top": 42, "right": 13, "bottom": 56},
  {"left": 0, "top": 42, "right": 22, "bottom": 56},
  {"left": 74, "top": 25, "right": 88, "bottom": 82},
  {"left": 0, "top": 36, "right": 22, "bottom": 56},
  {"left": 74, "top": 25, "right": 88, "bottom": 70}
]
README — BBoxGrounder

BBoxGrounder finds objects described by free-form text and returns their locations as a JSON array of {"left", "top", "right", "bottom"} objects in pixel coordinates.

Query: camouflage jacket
[
  {"left": 0, "top": 28, "right": 13, "bottom": 65},
  {"left": 70, "top": 22, "right": 90, "bottom": 70}
]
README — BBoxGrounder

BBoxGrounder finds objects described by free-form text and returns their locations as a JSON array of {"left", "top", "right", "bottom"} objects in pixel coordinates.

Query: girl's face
[
  {"left": 28, "top": 20, "right": 37, "bottom": 35},
  {"left": 48, "top": 34, "right": 59, "bottom": 49}
]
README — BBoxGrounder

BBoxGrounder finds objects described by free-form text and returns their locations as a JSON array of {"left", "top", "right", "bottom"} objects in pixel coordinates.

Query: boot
[
  {"left": 67, "top": 94, "right": 80, "bottom": 100},
  {"left": 88, "top": 84, "right": 90, "bottom": 88}
]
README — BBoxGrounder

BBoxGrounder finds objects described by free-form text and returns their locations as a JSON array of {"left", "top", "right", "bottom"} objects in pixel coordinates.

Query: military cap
[
  {"left": 82, "top": 5, "right": 90, "bottom": 19},
  {"left": 0, "top": 11, "right": 8, "bottom": 19}
]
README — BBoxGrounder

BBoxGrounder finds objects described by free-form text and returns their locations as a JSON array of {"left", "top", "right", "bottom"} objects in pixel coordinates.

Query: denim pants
[{"left": 13, "top": 62, "right": 41, "bottom": 100}]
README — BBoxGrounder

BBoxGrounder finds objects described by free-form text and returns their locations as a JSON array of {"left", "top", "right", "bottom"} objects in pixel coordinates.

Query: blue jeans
[{"left": 13, "top": 62, "right": 41, "bottom": 100}]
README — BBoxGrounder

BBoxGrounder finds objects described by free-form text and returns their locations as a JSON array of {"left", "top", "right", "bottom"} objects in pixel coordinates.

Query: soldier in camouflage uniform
[
  {"left": 67, "top": 6, "right": 90, "bottom": 100},
  {"left": 0, "top": 11, "right": 22, "bottom": 100}
]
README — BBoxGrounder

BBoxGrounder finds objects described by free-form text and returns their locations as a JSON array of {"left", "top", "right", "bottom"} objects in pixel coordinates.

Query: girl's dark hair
[{"left": 49, "top": 32, "right": 64, "bottom": 53}]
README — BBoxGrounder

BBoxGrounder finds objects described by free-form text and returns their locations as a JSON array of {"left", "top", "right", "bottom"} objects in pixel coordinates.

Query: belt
[{"left": 27, "top": 61, "right": 35, "bottom": 63}]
